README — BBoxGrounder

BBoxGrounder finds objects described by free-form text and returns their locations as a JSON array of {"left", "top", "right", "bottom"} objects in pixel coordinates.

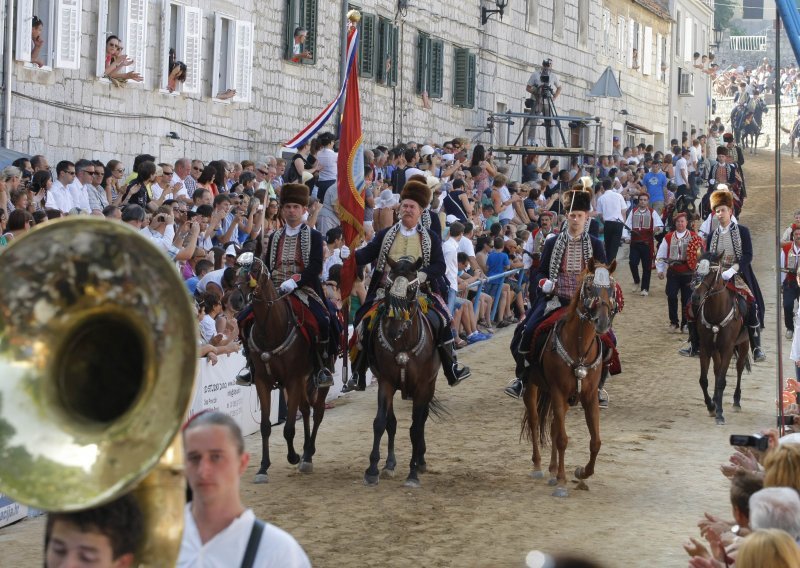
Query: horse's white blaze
[{"left": 594, "top": 267, "right": 611, "bottom": 287}]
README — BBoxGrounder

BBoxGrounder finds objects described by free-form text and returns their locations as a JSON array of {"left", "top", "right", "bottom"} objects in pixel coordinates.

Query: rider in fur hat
[{"left": 505, "top": 184, "right": 607, "bottom": 399}]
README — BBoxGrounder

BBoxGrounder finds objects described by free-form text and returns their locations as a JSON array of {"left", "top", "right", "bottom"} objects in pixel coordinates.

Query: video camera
[{"left": 539, "top": 59, "right": 553, "bottom": 96}]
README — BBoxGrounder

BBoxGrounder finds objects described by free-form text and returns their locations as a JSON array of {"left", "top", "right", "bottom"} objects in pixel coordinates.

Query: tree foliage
[{"left": 715, "top": 1, "right": 737, "bottom": 31}]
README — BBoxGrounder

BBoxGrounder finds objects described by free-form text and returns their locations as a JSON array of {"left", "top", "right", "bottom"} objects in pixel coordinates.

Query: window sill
[
  {"left": 159, "top": 89, "right": 182, "bottom": 97},
  {"left": 20, "top": 62, "right": 52, "bottom": 72}
]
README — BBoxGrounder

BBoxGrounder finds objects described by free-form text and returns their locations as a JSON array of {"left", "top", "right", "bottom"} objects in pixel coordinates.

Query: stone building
[
  {"left": 666, "top": 0, "right": 714, "bottom": 142},
  {"left": 1, "top": 0, "right": 672, "bottom": 166}
]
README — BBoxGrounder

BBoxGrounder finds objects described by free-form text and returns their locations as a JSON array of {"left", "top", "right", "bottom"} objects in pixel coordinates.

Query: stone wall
[{"left": 5, "top": 0, "right": 672, "bottom": 165}]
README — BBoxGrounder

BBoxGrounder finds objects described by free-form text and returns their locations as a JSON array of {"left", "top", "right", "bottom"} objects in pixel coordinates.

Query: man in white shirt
[
  {"left": 170, "top": 158, "right": 193, "bottom": 200},
  {"left": 179, "top": 411, "right": 310, "bottom": 568},
  {"left": 69, "top": 159, "right": 94, "bottom": 214},
  {"left": 674, "top": 148, "right": 690, "bottom": 198},
  {"left": 595, "top": 180, "right": 627, "bottom": 262},
  {"left": 443, "top": 221, "right": 463, "bottom": 314},
  {"left": 46, "top": 161, "right": 77, "bottom": 214},
  {"left": 141, "top": 208, "right": 200, "bottom": 262}
]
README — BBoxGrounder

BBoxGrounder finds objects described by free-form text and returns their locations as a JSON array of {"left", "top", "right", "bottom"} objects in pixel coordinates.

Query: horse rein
[
  {"left": 694, "top": 263, "right": 738, "bottom": 340},
  {"left": 247, "top": 257, "right": 291, "bottom": 307}
]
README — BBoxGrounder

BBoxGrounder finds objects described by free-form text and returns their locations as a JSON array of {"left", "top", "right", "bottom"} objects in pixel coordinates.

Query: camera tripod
[{"left": 515, "top": 86, "right": 567, "bottom": 148}]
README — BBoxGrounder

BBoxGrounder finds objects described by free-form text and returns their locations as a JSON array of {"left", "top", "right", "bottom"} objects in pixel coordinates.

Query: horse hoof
[
  {"left": 552, "top": 486, "right": 569, "bottom": 498},
  {"left": 707, "top": 409, "right": 716, "bottom": 417},
  {"left": 530, "top": 470, "right": 545, "bottom": 480},
  {"left": 417, "top": 463, "right": 427, "bottom": 474},
  {"left": 381, "top": 467, "right": 395, "bottom": 479},
  {"left": 547, "top": 477, "right": 558, "bottom": 486},
  {"left": 574, "top": 466, "right": 585, "bottom": 479},
  {"left": 403, "top": 478, "right": 421, "bottom": 489},
  {"left": 298, "top": 461, "right": 313, "bottom": 474},
  {"left": 716, "top": 416, "right": 726, "bottom": 425},
  {"left": 287, "top": 454, "right": 300, "bottom": 466},
  {"left": 364, "top": 474, "right": 380, "bottom": 486},
  {"left": 733, "top": 402, "right": 742, "bottom": 411},
  {"left": 253, "top": 473, "right": 269, "bottom": 484}
]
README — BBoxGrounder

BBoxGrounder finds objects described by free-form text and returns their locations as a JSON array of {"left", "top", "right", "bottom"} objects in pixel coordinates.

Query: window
[
  {"left": 661, "top": 34, "right": 669, "bottom": 82},
  {"left": 527, "top": 0, "right": 538, "bottom": 28},
  {"left": 212, "top": 14, "right": 253, "bottom": 102},
  {"left": 617, "top": 16, "right": 626, "bottom": 64},
  {"left": 285, "top": 0, "right": 317, "bottom": 64},
  {"left": 577, "top": 0, "right": 588, "bottom": 46},
  {"left": 17, "top": 0, "right": 81, "bottom": 69},
  {"left": 553, "top": 0, "right": 565, "bottom": 38},
  {"left": 415, "top": 33, "right": 444, "bottom": 99},
  {"left": 656, "top": 32, "right": 663, "bottom": 81},
  {"left": 452, "top": 47, "right": 476, "bottom": 109},
  {"left": 678, "top": 68, "right": 693, "bottom": 96},
  {"left": 96, "top": 0, "right": 148, "bottom": 81},
  {"left": 684, "top": 16, "right": 693, "bottom": 62},
  {"left": 601, "top": 10, "right": 611, "bottom": 56},
  {"left": 675, "top": 11, "right": 681, "bottom": 57},
  {"left": 627, "top": 19, "right": 634, "bottom": 68},
  {"left": 376, "top": 16, "right": 398, "bottom": 86},
  {"left": 347, "top": 6, "right": 375, "bottom": 78},
  {"left": 159, "top": 1, "right": 203, "bottom": 93},
  {"left": 642, "top": 26, "right": 652, "bottom": 75}
]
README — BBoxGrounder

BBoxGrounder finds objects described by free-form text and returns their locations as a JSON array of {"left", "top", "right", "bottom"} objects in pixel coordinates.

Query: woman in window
[
  {"left": 103, "top": 36, "right": 143, "bottom": 85},
  {"left": 167, "top": 48, "right": 188, "bottom": 93},
  {"left": 31, "top": 16, "right": 45, "bottom": 68}
]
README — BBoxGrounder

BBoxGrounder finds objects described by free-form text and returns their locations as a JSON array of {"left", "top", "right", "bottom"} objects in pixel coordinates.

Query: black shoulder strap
[{"left": 240, "top": 518, "right": 265, "bottom": 568}]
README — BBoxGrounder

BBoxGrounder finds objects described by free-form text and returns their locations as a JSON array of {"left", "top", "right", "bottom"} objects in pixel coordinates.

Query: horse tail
[
  {"left": 428, "top": 395, "right": 450, "bottom": 421},
  {"left": 537, "top": 389, "right": 552, "bottom": 447}
]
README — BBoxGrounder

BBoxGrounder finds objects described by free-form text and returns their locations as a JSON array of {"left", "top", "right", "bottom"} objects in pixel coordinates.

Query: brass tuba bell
[{"left": 0, "top": 217, "right": 198, "bottom": 565}]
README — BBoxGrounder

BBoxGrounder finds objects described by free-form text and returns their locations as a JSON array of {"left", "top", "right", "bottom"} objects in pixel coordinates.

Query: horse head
[
  {"left": 233, "top": 252, "right": 276, "bottom": 308},
  {"left": 577, "top": 258, "right": 618, "bottom": 335},
  {"left": 384, "top": 256, "right": 424, "bottom": 341},
  {"left": 691, "top": 251, "right": 724, "bottom": 304}
]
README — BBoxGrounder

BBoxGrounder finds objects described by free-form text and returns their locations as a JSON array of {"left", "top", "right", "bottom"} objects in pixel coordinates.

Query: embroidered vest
[
  {"left": 273, "top": 234, "right": 303, "bottom": 287},
  {"left": 631, "top": 208, "right": 654, "bottom": 243},
  {"left": 784, "top": 243, "right": 800, "bottom": 283}
]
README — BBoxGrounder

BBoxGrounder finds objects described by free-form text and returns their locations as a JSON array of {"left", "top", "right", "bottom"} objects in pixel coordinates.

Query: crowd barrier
[{"left": 465, "top": 267, "right": 527, "bottom": 321}]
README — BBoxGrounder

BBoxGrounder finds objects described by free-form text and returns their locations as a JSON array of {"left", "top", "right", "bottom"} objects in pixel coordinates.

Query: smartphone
[
  {"left": 778, "top": 415, "right": 796, "bottom": 427},
  {"left": 729, "top": 434, "right": 769, "bottom": 451}
]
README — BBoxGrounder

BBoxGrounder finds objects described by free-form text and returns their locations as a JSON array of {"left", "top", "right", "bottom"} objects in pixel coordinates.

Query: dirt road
[{"left": 1, "top": 150, "right": 793, "bottom": 567}]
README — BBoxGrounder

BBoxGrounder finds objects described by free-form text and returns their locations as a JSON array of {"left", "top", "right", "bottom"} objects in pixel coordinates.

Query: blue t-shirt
[
  {"left": 486, "top": 250, "right": 510, "bottom": 277},
  {"left": 643, "top": 171, "right": 667, "bottom": 202}
]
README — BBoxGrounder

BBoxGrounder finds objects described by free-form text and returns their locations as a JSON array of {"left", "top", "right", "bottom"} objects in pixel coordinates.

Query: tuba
[{"left": 0, "top": 217, "right": 197, "bottom": 565}]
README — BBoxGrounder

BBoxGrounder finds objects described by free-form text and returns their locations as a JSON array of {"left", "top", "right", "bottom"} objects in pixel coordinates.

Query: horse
[
  {"left": 742, "top": 99, "right": 768, "bottom": 154},
  {"left": 362, "top": 256, "right": 443, "bottom": 488},
  {"left": 731, "top": 105, "right": 748, "bottom": 145},
  {"left": 521, "top": 259, "right": 618, "bottom": 498},
  {"left": 241, "top": 257, "right": 330, "bottom": 483},
  {"left": 784, "top": 117, "right": 800, "bottom": 157},
  {"left": 691, "top": 252, "right": 750, "bottom": 426}
]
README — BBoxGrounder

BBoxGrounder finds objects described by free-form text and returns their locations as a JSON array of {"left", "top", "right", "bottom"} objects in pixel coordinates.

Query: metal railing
[
  {"left": 729, "top": 35, "right": 767, "bottom": 51},
  {"left": 464, "top": 268, "right": 527, "bottom": 322}
]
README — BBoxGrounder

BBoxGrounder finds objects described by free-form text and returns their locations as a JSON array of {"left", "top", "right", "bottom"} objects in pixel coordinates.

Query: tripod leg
[{"left": 546, "top": 97, "right": 568, "bottom": 147}]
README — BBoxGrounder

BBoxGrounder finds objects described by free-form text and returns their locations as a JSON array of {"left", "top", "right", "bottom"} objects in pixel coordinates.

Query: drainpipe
[{"left": 3, "top": 0, "right": 13, "bottom": 148}]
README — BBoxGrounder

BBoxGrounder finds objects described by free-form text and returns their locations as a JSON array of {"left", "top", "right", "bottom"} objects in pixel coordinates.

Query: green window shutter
[
  {"left": 303, "top": 0, "right": 318, "bottom": 64},
  {"left": 416, "top": 33, "right": 430, "bottom": 94},
  {"left": 390, "top": 23, "right": 399, "bottom": 86},
  {"left": 285, "top": 0, "right": 301, "bottom": 60},
  {"left": 429, "top": 39, "right": 444, "bottom": 99},
  {"left": 359, "top": 13, "right": 376, "bottom": 78},
  {"left": 467, "top": 53, "right": 477, "bottom": 109},
  {"left": 452, "top": 47, "right": 468, "bottom": 106},
  {"left": 377, "top": 17, "right": 388, "bottom": 83}
]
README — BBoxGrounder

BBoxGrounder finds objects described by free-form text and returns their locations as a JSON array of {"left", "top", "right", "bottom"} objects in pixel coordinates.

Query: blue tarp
[{"left": 775, "top": 0, "right": 800, "bottom": 64}]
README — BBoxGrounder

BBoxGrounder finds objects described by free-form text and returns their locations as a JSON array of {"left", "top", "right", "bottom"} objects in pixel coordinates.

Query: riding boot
[
  {"left": 598, "top": 368, "right": 609, "bottom": 409},
  {"left": 312, "top": 340, "right": 334, "bottom": 388},
  {"left": 235, "top": 329, "right": 255, "bottom": 386},
  {"left": 678, "top": 321, "right": 699, "bottom": 357},
  {"left": 439, "top": 338, "right": 471, "bottom": 386},
  {"left": 342, "top": 325, "right": 369, "bottom": 393},
  {"left": 749, "top": 326, "right": 766, "bottom": 363}
]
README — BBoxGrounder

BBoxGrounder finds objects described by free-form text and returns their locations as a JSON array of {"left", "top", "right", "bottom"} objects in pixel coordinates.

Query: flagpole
[
  {"left": 775, "top": 14, "right": 786, "bottom": 434},
  {"left": 337, "top": 0, "right": 350, "bottom": 131}
]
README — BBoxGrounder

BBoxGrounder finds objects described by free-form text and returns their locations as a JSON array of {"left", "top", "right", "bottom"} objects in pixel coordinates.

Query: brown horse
[
  {"left": 242, "top": 257, "right": 330, "bottom": 483},
  {"left": 363, "top": 256, "right": 443, "bottom": 488},
  {"left": 691, "top": 252, "right": 749, "bottom": 426},
  {"left": 522, "top": 259, "right": 618, "bottom": 498}
]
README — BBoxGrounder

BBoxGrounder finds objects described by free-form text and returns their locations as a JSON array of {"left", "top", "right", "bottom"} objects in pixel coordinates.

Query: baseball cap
[
  {"left": 225, "top": 244, "right": 237, "bottom": 256},
  {"left": 420, "top": 145, "right": 435, "bottom": 157},
  {"left": 612, "top": 136, "right": 620, "bottom": 142}
]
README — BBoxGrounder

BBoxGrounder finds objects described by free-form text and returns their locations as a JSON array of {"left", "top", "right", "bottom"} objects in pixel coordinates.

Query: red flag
[{"left": 336, "top": 21, "right": 365, "bottom": 299}]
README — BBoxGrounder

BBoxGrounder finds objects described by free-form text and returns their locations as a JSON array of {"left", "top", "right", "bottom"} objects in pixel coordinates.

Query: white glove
[
  {"left": 709, "top": 179, "right": 716, "bottom": 185},
  {"left": 722, "top": 268, "right": 736, "bottom": 281},
  {"left": 539, "top": 278, "right": 555, "bottom": 293},
  {"left": 418, "top": 271, "right": 428, "bottom": 284},
  {"left": 279, "top": 279, "right": 298, "bottom": 294},
  {"left": 340, "top": 245, "right": 351, "bottom": 259}
]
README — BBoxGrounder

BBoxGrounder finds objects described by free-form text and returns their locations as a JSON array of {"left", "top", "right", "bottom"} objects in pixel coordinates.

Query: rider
[
  {"left": 655, "top": 212, "right": 703, "bottom": 350},
  {"left": 236, "top": 183, "right": 335, "bottom": 388},
  {"left": 705, "top": 188, "right": 766, "bottom": 362},
  {"left": 341, "top": 179, "right": 471, "bottom": 392},
  {"left": 505, "top": 184, "right": 606, "bottom": 399}
]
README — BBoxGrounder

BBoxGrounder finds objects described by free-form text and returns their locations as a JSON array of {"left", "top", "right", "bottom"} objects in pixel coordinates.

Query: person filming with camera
[{"left": 526, "top": 59, "right": 562, "bottom": 147}]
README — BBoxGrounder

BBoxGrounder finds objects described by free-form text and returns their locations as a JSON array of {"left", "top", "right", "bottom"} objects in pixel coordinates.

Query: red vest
[{"left": 783, "top": 242, "right": 800, "bottom": 284}]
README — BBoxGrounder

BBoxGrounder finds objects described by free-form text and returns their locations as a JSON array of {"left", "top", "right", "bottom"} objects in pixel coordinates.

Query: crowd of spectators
[{"left": 712, "top": 56, "right": 800, "bottom": 103}]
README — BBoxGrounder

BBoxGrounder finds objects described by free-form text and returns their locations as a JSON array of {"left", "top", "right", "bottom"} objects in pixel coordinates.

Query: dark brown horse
[
  {"left": 522, "top": 260, "right": 618, "bottom": 498},
  {"left": 691, "top": 252, "right": 749, "bottom": 426},
  {"left": 241, "top": 257, "right": 330, "bottom": 483},
  {"left": 363, "top": 256, "right": 443, "bottom": 488}
]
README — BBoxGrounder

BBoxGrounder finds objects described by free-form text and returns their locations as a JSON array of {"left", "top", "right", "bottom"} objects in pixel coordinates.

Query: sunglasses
[
  {"left": 65, "top": 171, "right": 76, "bottom": 175},
  {"left": 114, "top": 168, "right": 125, "bottom": 173},
  {"left": 92, "top": 171, "right": 104, "bottom": 176},
  {"left": 192, "top": 166, "right": 202, "bottom": 171},
  {"left": 258, "top": 170, "right": 268, "bottom": 175}
]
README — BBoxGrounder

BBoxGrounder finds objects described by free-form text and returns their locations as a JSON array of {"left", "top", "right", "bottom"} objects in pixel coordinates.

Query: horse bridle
[
  {"left": 246, "top": 257, "right": 289, "bottom": 307},
  {"left": 577, "top": 274, "right": 618, "bottom": 323},
  {"left": 694, "top": 261, "right": 738, "bottom": 339}
]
